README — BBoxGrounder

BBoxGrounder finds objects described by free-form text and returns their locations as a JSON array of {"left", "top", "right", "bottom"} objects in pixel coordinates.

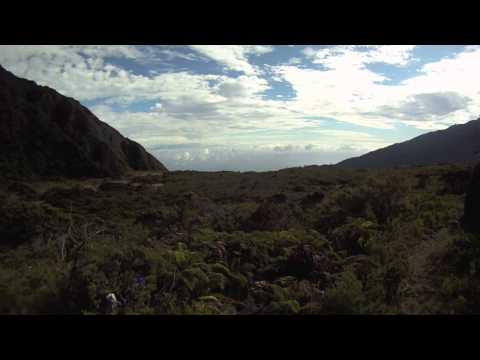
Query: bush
[
  {"left": 322, "top": 269, "right": 365, "bottom": 314},
  {"left": 263, "top": 300, "right": 300, "bottom": 314},
  {"left": 0, "top": 198, "right": 68, "bottom": 248}
]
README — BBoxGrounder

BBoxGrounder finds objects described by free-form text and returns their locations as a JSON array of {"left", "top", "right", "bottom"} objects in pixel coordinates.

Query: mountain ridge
[
  {"left": 0, "top": 65, "right": 167, "bottom": 179},
  {"left": 337, "top": 118, "right": 480, "bottom": 168}
]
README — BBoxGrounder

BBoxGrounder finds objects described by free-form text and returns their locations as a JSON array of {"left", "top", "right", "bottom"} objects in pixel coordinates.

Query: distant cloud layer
[{"left": 0, "top": 45, "right": 478, "bottom": 171}]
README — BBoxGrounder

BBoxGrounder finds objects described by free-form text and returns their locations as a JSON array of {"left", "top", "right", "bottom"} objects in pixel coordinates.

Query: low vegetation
[{"left": 0, "top": 163, "right": 478, "bottom": 314}]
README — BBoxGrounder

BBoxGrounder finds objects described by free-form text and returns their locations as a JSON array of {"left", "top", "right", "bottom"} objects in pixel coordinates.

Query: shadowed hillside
[
  {"left": 338, "top": 119, "right": 480, "bottom": 169},
  {"left": 0, "top": 65, "right": 167, "bottom": 179}
]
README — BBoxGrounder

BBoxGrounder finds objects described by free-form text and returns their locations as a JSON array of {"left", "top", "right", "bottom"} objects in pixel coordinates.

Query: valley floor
[{"left": 1, "top": 164, "right": 479, "bottom": 314}]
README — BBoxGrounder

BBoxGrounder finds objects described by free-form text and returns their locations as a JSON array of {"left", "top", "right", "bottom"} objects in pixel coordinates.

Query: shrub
[
  {"left": 322, "top": 269, "right": 365, "bottom": 314},
  {"left": 0, "top": 198, "right": 68, "bottom": 248},
  {"left": 263, "top": 300, "right": 300, "bottom": 314}
]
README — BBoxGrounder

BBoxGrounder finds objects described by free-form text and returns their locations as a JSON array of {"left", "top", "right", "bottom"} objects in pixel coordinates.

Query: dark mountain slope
[
  {"left": 0, "top": 65, "right": 167, "bottom": 178},
  {"left": 337, "top": 119, "right": 480, "bottom": 169}
]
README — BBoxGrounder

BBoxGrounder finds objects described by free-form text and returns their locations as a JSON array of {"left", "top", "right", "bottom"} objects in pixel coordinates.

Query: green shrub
[
  {"left": 322, "top": 269, "right": 365, "bottom": 314},
  {"left": 263, "top": 300, "right": 300, "bottom": 314},
  {"left": 0, "top": 198, "right": 68, "bottom": 248}
]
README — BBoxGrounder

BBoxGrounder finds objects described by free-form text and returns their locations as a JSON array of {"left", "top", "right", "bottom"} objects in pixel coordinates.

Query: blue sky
[{"left": 1, "top": 45, "right": 479, "bottom": 171}]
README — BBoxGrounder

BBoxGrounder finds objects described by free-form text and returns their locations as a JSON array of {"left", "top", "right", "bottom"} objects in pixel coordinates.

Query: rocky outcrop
[{"left": 0, "top": 65, "right": 167, "bottom": 179}]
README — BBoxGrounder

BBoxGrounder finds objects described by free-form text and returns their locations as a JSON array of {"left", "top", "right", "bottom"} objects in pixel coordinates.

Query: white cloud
[
  {"left": 188, "top": 45, "right": 274, "bottom": 75},
  {"left": 285, "top": 57, "right": 302, "bottom": 65},
  {"left": 214, "top": 75, "right": 270, "bottom": 98},
  {"left": 150, "top": 103, "right": 163, "bottom": 112},
  {"left": 154, "top": 141, "right": 373, "bottom": 171},
  {"left": 394, "top": 46, "right": 480, "bottom": 126},
  {"left": 302, "top": 47, "right": 318, "bottom": 59},
  {"left": 302, "top": 45, "right": 416, "bottom": 68},
  {"left": 270, "top": 64, "right": 397, "bottom": 129},
  {"left": 155, "top": 48, "right": 200, "bottom": 61},
  {"left": 270, "top": 45, "right": 480, "bottom": 130},
  {"left": 376, "top": 92, "right": 472, "bottom": 121},
  {"left": 73, "top": 45, "right": 145, "bottom": 59}
]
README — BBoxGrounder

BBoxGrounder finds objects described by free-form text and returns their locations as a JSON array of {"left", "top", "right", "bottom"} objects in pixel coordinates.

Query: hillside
[
  {"left": 337, "top": 119, "right": 480, "bottom": 168},
  {"left": 0, "top": 65, "right": 167, "bottom": 179}
]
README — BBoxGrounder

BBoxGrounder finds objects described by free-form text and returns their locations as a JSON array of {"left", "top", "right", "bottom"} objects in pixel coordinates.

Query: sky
[{"left": 1, "top": 45, "right": 479, "bottom": 171}]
